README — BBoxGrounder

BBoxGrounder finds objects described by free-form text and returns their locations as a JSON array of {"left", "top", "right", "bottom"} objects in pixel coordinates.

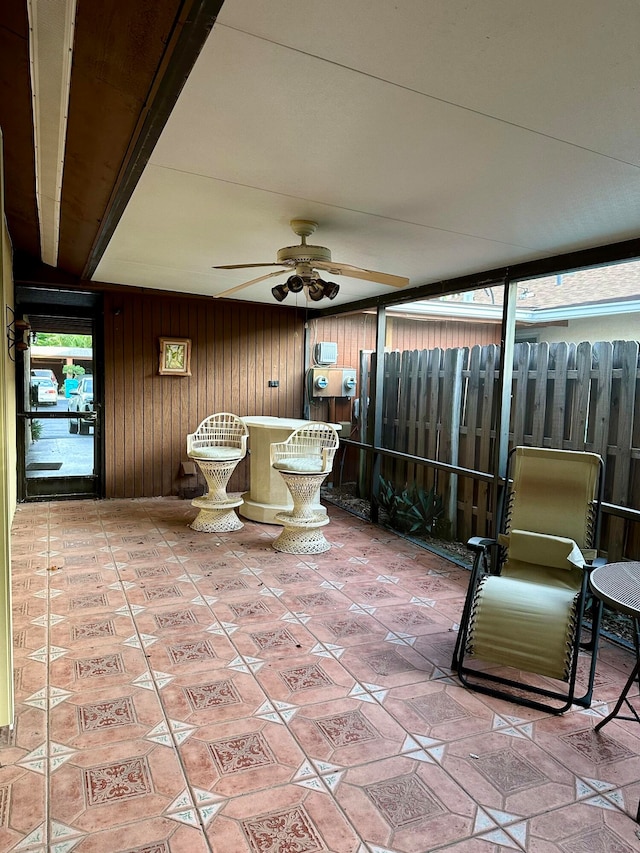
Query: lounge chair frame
[{"left": 452, "top": 446, "right": 604, "bottom": 714}]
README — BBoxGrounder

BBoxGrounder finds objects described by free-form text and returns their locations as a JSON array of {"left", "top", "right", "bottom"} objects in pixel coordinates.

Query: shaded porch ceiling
[{"left": 2, "top": 0, "right": 640, "bottom": 309}]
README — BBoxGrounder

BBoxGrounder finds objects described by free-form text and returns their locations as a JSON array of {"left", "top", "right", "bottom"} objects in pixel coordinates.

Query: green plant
[
  {"left": 376, "top": 475, "right": 400, "bottom": 525},
  {"left": 62, "top": 364, "right": 86, "bottom": 377},
  {"left": 34, "top": 332, "right": 92, "bottom": 348},
  {"left": 377, "top": 476, "right": 447, "bottom": 537},
  {"left": 30, "top": 420, "right": 43, "bottom": 441}
]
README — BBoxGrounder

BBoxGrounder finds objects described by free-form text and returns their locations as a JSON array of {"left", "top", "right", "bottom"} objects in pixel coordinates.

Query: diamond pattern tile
[{"left": 4, "top": 497, "right": 640, "bottom": 851}]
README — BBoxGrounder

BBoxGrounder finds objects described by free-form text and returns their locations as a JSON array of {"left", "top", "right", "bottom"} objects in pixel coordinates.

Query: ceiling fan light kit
[
  {"left": 271, "top": 283, "right": 288, "bottom": 302},
  {"left": 213, "top": 219, "right": 409, "bottom": 302},
  {"left": 322, "top": 281, "right": 340, "bottom": 300},
  {"left": 271, "top": 275, "right": 339, "bottom": 304},
  {"left": 308, "top": 283, "right": 324, "bottom": 302}
]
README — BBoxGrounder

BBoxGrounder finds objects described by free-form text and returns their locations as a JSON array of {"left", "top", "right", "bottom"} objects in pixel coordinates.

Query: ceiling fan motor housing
[
  {"left": 277, "top": 244, "right": 332, "bottom": 266},
  {"left": 213, "top": 217, "right": 408, "bottom": 299}
]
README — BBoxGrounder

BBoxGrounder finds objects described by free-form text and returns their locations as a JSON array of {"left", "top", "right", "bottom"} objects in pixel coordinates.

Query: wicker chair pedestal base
[
  {"left": 269, "top": 428, "right": 339, "bottom": 555},
  {"left": 189, "top": 456, "right": 244, "bottom": 533},
  {"left": 190, "top": 495, "right": 244, "bottom": 533},
  {"left": 272, "top": 512, "right": 330, "bottom": 554}
]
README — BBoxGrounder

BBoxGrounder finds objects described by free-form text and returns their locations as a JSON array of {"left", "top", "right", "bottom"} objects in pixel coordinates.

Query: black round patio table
[{"left": 589, "top": 560, "right": 640, "bottom": 821}]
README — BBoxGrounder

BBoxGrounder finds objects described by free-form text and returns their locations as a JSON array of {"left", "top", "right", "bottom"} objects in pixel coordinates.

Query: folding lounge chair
[{"left": 452, "top": 446, "right": 604, "bottom": 713}]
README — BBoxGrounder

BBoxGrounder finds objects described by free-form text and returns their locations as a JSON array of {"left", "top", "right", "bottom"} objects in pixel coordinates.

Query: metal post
[
  {"left": 370, "top": 306, "right": 386, "bottom": 523},
  {"left": 493, "top": 275, "right": 517, "bottom": 532},
  {"left": 302, "top": 319, "right": 311, "bottom": 420}
]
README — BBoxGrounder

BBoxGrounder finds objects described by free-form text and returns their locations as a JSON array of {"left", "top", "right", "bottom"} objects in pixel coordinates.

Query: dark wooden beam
[
  {"left": 13, "top": 252, "right": 81, "bottom": 287},
  {"left": 59, "top": 0, "right": 223, "bottom": 279},
  {"left": 0, "top": 0, "right": 40, "bottom": 257}
]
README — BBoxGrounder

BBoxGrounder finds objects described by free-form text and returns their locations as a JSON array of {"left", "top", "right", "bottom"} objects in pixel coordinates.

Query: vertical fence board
[
  {"left": 591, "top": 341, "right": 613, "bottom": 459},
  {"left": 427, "top": 348, "right": 442, "bottom": 467},
  {"left": 476, "top": 344, "right": 498, "bottom": 537},
  {"left": 382, "top": 352, "right": 401, "bottom": 481},
  {"left": 568, "top": 341, "right": 592, "bottom": 449},
  {"left": 549, "top": 342, "right": 569, "bottom": 447},
  {"left": 461, "top": 345, "right": 480, "bottom": 536},
  {"left": 405, "top": 350, "right": 420, "bottom": 486},
  {"left": 511, "top": 343, "right": 530, "bottom": 445},
  {"left": 531, "top": 342, "right": 549, "bottom": 446},
  {"left": 353, "top": 338, "right": 638, "bottom": 557},
  {"left": 415, "top": 349, "right": 431, "bottom": 491},
  {"left": 608, "top": 340, "right": 639, "bottom": 559},
  {"left": 396, "top": 349, "right": 412, "bottom": 484}
]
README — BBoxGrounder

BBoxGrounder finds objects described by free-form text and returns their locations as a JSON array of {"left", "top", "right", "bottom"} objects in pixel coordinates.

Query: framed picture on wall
[{"left": 158, "top": 337, "right": 192, "bottom": 376}]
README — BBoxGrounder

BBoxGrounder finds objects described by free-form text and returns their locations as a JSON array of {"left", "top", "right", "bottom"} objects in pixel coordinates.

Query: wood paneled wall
[
  {"left": 103, "top": 291, "right": 304, "bottom": 497},
  {"left": 388, "top": 317, "right": 501, "bottom": 352},
  {"left": 309, "top": 313, "right": 378, "bottom": 374},
  {"left": 310, "top": 313, "right": 500, "bottom": 371},
  {"left": 103, "top": 298, "right": 499, "bottom": 498}
]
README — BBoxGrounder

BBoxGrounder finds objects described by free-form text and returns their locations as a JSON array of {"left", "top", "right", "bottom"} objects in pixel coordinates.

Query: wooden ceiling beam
[
  {"left": 58, "top": 0, "right": 222, "bottom": 279},
  {"left": 0, "top": 0, "right": 40, "bottom": 258}
]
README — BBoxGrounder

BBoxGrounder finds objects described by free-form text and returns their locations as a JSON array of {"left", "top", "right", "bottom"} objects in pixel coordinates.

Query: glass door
[{"left": 17, "top": 301, "right": 102, "bottom": 500}]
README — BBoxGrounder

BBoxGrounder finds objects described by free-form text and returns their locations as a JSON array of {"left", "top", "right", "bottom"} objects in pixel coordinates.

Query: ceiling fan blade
[
  {"left": 213, "top": 263, "right": 283, "bottom": 270},
  {"left": 214, "top": 269, "right": 287, "bottom": 298},
  {"left": 313, "top": 261, "right": 409, "bottom": 288}
]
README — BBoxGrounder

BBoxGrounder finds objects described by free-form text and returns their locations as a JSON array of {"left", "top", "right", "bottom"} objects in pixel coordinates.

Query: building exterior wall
[{"left": 526, "top": 312, "right": 640, "bottom": 345}]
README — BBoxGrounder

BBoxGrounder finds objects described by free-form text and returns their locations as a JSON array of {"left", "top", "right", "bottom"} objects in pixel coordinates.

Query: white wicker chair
[
  {"left": 270, "top": 422, "right": 339, "bottom": 553},
  {"left": 186, "top": 413, "right": 249, "bottom": 532}
]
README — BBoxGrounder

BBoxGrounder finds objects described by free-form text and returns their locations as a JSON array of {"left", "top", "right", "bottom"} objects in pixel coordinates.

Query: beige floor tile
[{"left": 3, "top": 496, "right": 640, "bottom": 852}]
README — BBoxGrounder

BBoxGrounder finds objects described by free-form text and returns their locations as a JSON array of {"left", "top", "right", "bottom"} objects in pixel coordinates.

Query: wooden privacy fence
[{"left": 358, "top": 339, "right": 640, "bottom": 558}]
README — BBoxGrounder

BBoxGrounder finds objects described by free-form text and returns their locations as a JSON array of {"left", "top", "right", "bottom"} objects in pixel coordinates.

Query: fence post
[{"left": 494, "top": 279, "right": 517, "bottom": 531}]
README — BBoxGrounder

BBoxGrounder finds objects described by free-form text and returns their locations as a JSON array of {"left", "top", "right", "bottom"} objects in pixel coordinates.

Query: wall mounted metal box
[
  {"left": 314, "top": 342, "right": 338, "bottom": 365},
  {"left": 312, "top": 367, "right": 357, "bottom": 398}
]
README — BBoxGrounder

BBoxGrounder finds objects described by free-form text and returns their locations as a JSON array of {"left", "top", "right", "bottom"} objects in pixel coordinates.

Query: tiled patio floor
[{"left": 4, "top": 497, "right": 640, "bottom": 852}]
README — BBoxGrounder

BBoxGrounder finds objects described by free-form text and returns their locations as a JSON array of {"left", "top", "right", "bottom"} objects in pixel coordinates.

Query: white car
[
  {"left": 31, "top": 368, "right": 58, "bottom": 385},
  {"left": 30, "top": 377, "right": 58, "bottom": 406},
  {"left": 68, "top": 376, "right": 94, "bottom": 434}
]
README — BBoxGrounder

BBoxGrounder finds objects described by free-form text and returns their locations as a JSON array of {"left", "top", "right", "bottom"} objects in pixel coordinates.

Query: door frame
[{"left": 15, "top": 286, "right": 104, "bottom": 501}]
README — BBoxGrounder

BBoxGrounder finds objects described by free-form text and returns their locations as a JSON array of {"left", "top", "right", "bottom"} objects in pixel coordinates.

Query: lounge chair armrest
[
  {"left": 466, "top": 537, "right": 501, "bottom": 578},
  {"left": 467, "top": 536, "right": 496, "bottom": 553}
]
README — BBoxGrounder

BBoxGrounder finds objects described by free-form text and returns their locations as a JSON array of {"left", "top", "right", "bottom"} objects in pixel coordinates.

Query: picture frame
[{"left": 158, "top": 337, "right": 191, "bottom": 376}]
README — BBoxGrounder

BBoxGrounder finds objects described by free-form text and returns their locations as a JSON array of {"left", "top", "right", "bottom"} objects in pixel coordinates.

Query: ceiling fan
[{"left": 213, "top": 219, "right": 409, "bottom": 302}]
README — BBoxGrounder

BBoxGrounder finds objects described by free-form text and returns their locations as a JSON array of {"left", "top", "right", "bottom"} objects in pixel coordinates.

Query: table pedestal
[{"left": 240, "top": 417, "right": 338, "bottom": 524}]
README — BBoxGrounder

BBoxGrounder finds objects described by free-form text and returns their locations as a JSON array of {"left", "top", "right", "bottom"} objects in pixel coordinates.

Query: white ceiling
[{"left": 92, "top": 0, "right": 640, "bottom": 307}]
